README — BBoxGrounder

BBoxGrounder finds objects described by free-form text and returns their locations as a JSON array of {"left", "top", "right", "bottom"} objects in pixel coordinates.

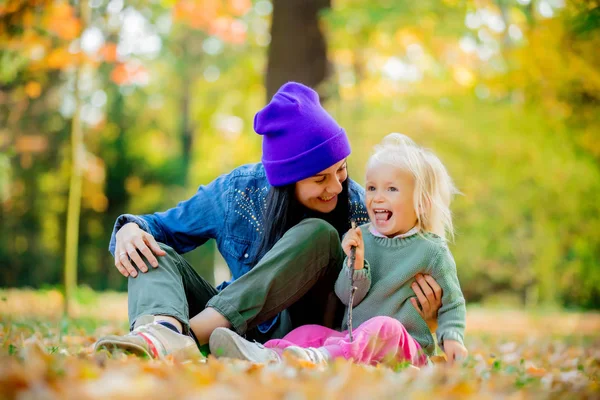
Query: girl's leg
[
  {"left": 264, "top": 324, "right": 343, "bottom": 353},
  {"left": 194, "top": 218, "right": 344, "bottom": 343},
  {"left": 322, "top": 316, "right": 427, "bottom": 366}
]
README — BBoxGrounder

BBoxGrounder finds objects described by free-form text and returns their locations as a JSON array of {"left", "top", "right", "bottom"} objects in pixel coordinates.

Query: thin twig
[{"left": 347, "top": 220, "right": 357, "bottom": 342}]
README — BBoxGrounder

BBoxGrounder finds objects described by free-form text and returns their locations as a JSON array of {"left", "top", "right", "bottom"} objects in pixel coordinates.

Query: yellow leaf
[
  {"left": 450, "top": 382, "right": 476, "bottom": 395},
  {"left": 526, "top": 366, "right": 547, "bottom": 377},
  {"left": 24, "top": 82, "right": 41, "bottom": 98},
  {"left": 46, "top": 48, "right": 71, "bottom": 69}
]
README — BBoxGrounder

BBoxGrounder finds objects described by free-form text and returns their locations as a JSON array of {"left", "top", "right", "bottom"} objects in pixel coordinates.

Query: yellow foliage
[
  {"left": 394, "top": 29, "right": 422, "bottom": 47},
  {"left": 227, "top": 0, "right": 252, "bottom": 17},
  {"left": 99, "top": 43, "right": 118, "bottom": 63},
  {"left": 453, "top": 66, "right": 476, "bottom": 87},
  {"left": 46, "top": 48, "right": 73, "bottom": 69},
  {"left": 331, "top": 49, "right": 354, "bottom": 66},
  {"left": 172, "top": 0, "right": 250, "bottom": 37},
  {"left": 45, "top": 2, "right": 82, "bottom": 40},
  {"left": 24, "top": 81, "right": 41, "bottom": 98}
]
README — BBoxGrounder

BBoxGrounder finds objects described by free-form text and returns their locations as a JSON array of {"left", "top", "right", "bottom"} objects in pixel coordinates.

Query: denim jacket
[{"left": 109, "top": 163, "right": 369, "bottom": 333}]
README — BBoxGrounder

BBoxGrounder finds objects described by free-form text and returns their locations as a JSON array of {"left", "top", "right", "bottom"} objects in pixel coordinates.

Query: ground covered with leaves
[{"left": 1, "top": 289, "right": 598, "bottom": 399}]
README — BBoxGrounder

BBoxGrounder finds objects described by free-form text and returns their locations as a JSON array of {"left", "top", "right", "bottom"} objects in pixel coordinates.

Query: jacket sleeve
[
  {"left": 108, "top": 172, "right": 230, "bottom": 256},
  {"left": 348, "top": 179, "right": 370, "bottom": 226},
  {"left": 335, "top": 259, "right": 372, "bottom": 306},
  {"left": 429, "top": 245, "right": 467, "bottom": 347}
]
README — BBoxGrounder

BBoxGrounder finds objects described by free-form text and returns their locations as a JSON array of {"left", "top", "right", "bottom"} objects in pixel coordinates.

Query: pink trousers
[{"left": 265, "top": 316, "right": 427, "bottom": 366}]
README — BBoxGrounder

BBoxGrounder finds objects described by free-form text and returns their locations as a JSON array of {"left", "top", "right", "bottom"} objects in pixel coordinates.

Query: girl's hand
[
  {"left": 442, "top": 340, "right": 468, "bottom": 365},
  {"left": 410, "top": 274, "right": 443, "bottom": 332},
  {"left": 114, "top": 222, "right": 166, "bottom": 278},
  {"left": 341, "top": 227, "right": 364, "bottom": 270}
]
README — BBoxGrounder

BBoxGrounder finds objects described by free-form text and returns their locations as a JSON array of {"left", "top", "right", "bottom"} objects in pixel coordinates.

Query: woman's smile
[{"left": 318, "top": 194, "right": 337, "bottom": 203}]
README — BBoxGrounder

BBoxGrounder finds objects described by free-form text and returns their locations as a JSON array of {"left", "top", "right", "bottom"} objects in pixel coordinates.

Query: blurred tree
[
  {"left": 1, "top": 0, "right": 89, "bottom": 290},
  {"left": 266, "top": 0, "right": 330, "bottom": 99},
  {"left": 63, "top": 0, "right": 90, "bottom": 316}
]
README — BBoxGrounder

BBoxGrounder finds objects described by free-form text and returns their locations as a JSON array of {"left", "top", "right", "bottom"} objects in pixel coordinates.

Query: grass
[{"left": 0, "top": 288, "right": 599, "bottom": 399}]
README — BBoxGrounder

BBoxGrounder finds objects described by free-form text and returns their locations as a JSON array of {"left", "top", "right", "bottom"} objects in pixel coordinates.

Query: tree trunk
[
  {"left": 266, "top": 0, "right": 331, "bottom": 100},
  {"left": 63, "top": 0, "right": 89, "bottom": 316},
  {"left": 179, "top": 66, "right": 192, "bottom": 186},
  {"left": 101, "top": 85, "right": 129, "bottom": 290}
]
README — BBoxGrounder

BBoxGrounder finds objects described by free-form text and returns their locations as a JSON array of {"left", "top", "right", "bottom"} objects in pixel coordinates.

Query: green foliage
[{"left": 1, "top": 0, "right": 598, "bottom": 309}]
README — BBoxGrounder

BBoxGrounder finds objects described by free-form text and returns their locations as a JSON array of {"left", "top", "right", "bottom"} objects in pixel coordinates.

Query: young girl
[{"left": 209, "top": 133, "right": 468, "bottom": 367}]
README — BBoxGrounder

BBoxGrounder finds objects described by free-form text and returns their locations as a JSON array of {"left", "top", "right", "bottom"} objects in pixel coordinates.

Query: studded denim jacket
[{"left": 109, "top": 162, "right": 369, "bottom": 333}]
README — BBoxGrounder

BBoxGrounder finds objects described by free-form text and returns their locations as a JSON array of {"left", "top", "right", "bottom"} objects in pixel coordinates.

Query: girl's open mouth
[{"left": 373, "top": 209, "right": 393, "bottom": 222}]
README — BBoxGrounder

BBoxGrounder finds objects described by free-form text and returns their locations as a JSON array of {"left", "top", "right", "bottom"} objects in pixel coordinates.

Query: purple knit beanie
[{"left": 254, "top": 82, "right": 351, "bottom": 187}]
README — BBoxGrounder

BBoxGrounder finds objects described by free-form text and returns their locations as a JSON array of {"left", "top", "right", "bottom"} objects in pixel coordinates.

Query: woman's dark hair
[{"left": 256, "top": 178, "right": 351, "bottom": 260}]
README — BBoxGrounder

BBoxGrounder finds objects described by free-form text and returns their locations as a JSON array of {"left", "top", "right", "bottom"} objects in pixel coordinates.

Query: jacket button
[{"left": 244, "top": 253, "right": 249, "bottom": 259}]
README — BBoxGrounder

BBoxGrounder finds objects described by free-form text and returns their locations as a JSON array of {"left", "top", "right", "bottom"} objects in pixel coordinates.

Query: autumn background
[{"left": 1, "top": 0, "right": 599, "bottom": 398}]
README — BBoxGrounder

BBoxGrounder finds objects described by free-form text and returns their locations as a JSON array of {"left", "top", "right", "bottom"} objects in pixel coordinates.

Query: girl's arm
[
  {"left": 334, "top": 258, "right": 372, "bottom": 306},
  {"left": 336, "top": 225, "right": 370, "bottom": 306},
  {"left": 428, "top": 246, "right": 467, "bottom": 348}
]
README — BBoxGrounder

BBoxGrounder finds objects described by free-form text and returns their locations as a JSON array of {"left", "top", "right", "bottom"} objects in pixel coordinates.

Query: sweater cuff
[
  {"left": 345, "top": 259, "right": 371, "bottom": 281},
  {"left": 438, "top": 330, "right": 464, "bottom": 346}
]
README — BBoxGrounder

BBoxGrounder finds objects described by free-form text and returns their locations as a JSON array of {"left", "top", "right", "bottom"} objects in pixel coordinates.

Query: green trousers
[{"left": 127, "top": 218, "right": 345, "bottom": 342}]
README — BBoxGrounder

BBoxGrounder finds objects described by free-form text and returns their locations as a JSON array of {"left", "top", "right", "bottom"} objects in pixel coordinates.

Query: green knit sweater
[{"left": 335, "top": 224, "right": 466, "bottom": 355}]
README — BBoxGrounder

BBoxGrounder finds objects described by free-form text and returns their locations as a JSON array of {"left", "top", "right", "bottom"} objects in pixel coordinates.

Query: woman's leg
[
  {"left": 192, "top": 218, "right": 344, "bottom": 344},
  {"left": 322, "top": 316, "right": 427, "bottom": 366},
  {"left": 95, "top": 243, "right": 217, "bottom": 359},
  {"left": 127, "top": 242, "right": 219, "bottom": 335}
]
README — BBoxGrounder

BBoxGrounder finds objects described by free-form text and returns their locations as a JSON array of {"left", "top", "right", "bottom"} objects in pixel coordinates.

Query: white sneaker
[
  {"left": 94, "top": 315, "right": 204, "bottom": 361},
  {"left": 209, "top": 327, "right": 281, "bottom": 363},
  {"left": 283, "top": 346, "right": 330, "bottom": 364}
]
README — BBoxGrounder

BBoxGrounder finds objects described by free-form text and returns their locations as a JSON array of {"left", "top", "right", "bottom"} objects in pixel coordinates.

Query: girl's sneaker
[
  {"left": 283, "top": 346, "right": 330, "bottom": 365},
  {"left": 94, "top": 315, "right": 204, "bottom": 361},
  {"left": 209, "top": 327, "right": 281, "bottom": 364}
]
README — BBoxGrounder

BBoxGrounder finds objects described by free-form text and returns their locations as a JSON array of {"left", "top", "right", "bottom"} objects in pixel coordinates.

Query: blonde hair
[{"left": 367, "top": 133, "right": 459, "bottom": 241}]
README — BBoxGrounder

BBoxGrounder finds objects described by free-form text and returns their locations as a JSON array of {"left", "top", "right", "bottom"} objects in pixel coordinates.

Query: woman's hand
[
  {"left": 442, "top": 340, "right": 468, "bottom": 365},
  {"left": 410, "top": 273, "right": 442, "bottom": 333},
  {"left": 114, "top": 222, "right": 166, "bottom": 277},
  {"left": 341, "top": 227, "right": 364, "bottom": 270}
]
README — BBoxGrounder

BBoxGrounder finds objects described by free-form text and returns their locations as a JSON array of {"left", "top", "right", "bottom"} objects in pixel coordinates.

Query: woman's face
[{"left": 295, "top": 159, "right": 348, "bottom": 213}]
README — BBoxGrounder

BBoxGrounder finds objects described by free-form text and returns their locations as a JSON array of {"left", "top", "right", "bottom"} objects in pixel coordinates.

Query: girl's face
[
  {"left": 295, "top": 159, "right": 348, "bottom": 213},
  {"left": 365, "top": 163, "right": 418, "bottom": 238}
]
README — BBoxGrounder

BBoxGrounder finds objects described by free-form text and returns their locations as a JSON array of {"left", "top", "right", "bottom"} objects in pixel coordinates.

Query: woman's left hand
[{"left": 410, "top": 273, "right": 442, "bottom": 333}]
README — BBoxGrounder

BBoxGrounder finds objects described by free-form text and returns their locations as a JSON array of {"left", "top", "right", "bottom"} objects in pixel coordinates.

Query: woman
[{"left": 94, "top": 82, "right": 443, "bottom": 361}]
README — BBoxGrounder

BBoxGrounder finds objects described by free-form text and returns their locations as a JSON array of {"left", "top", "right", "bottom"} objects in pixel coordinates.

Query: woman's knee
[
  {"left": 157, "top": 242, "right": 177, "bottom": 255},
  {"left": 296, "top": 218, "right": 339, "bottom": 242},
  {"left": 132, "top": 242, "right": 179, "bottom": 273}
]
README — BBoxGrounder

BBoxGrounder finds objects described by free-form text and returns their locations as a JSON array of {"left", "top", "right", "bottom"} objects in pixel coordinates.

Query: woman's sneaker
[
  {"left": 209, "top": 327, "right": 281, "bottom": 364},
  {"left": 94, "top": 315, "right": 204, "bottom": 361},
  {"left": 283, "top": 346, "right": 330, "bottom": 365}
]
